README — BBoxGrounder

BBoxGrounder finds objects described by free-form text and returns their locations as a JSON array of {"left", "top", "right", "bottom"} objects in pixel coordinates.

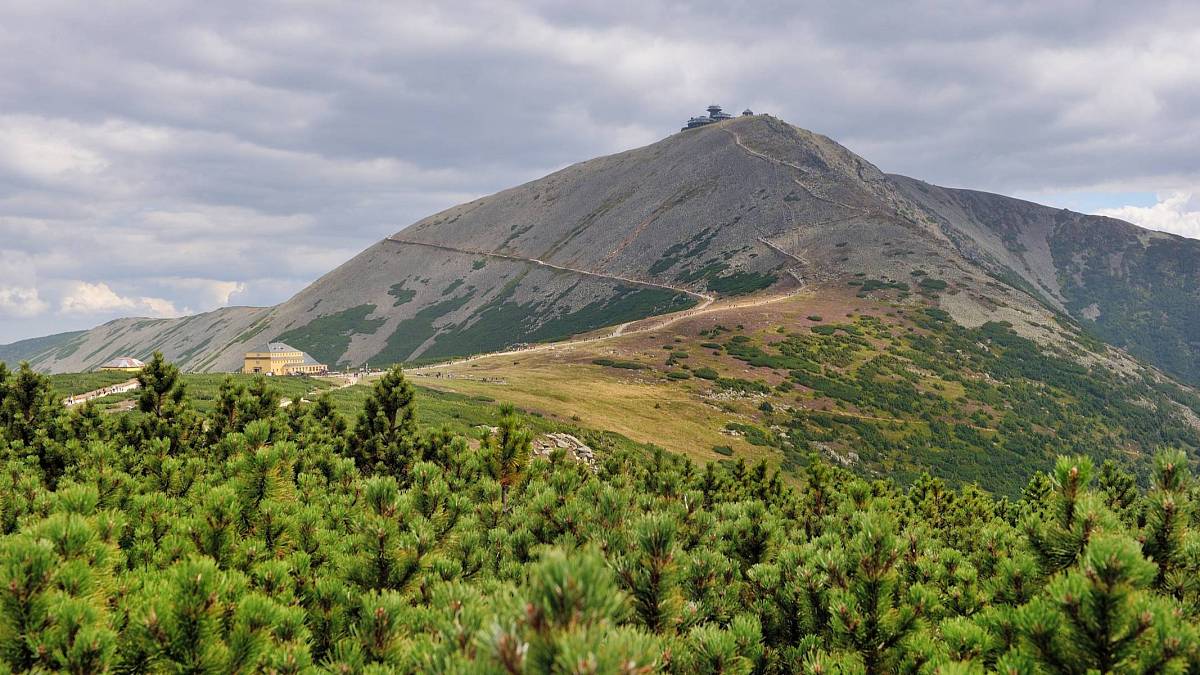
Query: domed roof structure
[{"left": 98, "top": 356, "right": 145, "bottom": 370}]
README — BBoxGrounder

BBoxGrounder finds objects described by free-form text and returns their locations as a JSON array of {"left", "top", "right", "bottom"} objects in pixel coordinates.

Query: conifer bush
[{"left": 1, "top": 358, "right": 1199, "bottom": 672}]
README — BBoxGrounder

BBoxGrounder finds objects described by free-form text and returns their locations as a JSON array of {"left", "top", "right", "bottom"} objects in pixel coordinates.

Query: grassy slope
[
  {"left": 411, "top": 286, "right": 1200, "bottom": 495},
  {"left": 45, "top": 370, "right": 654, "bottom": 456}
]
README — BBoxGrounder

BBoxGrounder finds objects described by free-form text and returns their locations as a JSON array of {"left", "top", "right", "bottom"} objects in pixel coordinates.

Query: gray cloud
[{"left": 2, "top": 0, "right": 1199, "bottom": 342}]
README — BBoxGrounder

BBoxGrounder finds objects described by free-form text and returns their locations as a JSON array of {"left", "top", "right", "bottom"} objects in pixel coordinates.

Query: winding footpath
[
  {"left": 405, "top": 287, "right": 799, "bottom": 373},
  {"left": 720, "top": 127, "right": 875, "bottom": 217},
  {"left": 384, "top": 237, "right": 709, "bottom": 303},
  {"left": 381, "top": 236, "right": 722, "bottom": 371},
  {"left": 378, "top": 238, "right": 811, "bottom": 373}
]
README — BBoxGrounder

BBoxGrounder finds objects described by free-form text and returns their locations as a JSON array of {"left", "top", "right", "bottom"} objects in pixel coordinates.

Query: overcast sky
[{"left": 2, "top": 1, "right": 1198, "bottom": 343}]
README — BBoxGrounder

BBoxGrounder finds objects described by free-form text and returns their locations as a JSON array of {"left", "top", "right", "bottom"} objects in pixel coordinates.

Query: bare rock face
[
  {"left": 8, "top": 114, "right": 1200, "bottom": 386},
  {"left": 532, "top": 432, "right": 598, "bottom": 472}
]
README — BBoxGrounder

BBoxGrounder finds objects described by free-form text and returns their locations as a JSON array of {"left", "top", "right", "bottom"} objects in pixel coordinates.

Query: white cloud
[
  {"left": 1097, "top": 192, "right": 1200, "bottom": 240},
  {"left": 150, "top": 277, "right": 247, "bottom": 307},
  {"left": 0, "top": 120, "right": 108, "bottom": 181},
  {"left": 59, "top": 281, "right": 181, "bottom": 317},
  {"left": 201, "top": 280, "right": 245, "bottom": 306},
  {"left": 0, "top": 286, "right": 48, "bottom": 317},
  {"left": 0, "top": 251, "right": 48, "bottom": 318}
]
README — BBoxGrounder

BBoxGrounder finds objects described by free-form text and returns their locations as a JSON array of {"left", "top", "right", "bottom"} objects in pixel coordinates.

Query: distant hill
[
  {"left": 5, "top": 114, "right": 1200, "bottom": 389},
  {"left": 0, "top": 330, "right": 86, "bottom": 368}
]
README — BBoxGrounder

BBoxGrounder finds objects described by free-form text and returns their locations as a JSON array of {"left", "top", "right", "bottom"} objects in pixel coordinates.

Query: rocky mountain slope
[
  {"left": 894, "top": 177, "right": 1200, "bottom": 384},
  {"left": 5, "top": 114, "right": 1199, "bottom": 387}
]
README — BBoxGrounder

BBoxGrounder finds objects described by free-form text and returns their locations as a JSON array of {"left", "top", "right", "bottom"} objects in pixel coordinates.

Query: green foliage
[
  {"left": 274, "top": 304, "right": 386, "bottom": 366},
  {"left": 350, "top": 366, "right": 418, "bottom": 476},
  {"left": 851, "top": 278, "right": 909, "bottom": 295},
  {"left": 593, "top": 358, "right": 649, "bottom": 370},
  {"left": 718, "top": 310, "right": 1200, "bottom": 495},
  {"left": 716, "top": 377, "right": 772, "bottom": 394},
  {"left": 725, "top": 422, "right": 776, "bottom": 446},
  {"left": 650, "top": 227, "right": 719, "bottom": 275},
  {"left": 1050, "top": 219, "right": 1200, "bottom": 386},
  {"left": 4, "top": 357, "right": 1200, "bottom": 672},
  {"left": 48, "top": 370, "right": 133, "bottom": 398},
  {"left": 387, "top": 282, "right": 416, "bottom": 306},
  {"left": 412, "top": 285, "right": 696, "bottom": 363},
  {"left": 706, "top": 271, "right": 778, "bottom": 295},
  {"left": 676, "top": 260, "right": 777, "bottom": 295}
]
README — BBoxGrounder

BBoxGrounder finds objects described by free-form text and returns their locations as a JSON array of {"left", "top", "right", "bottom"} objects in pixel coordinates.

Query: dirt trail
[
  {"left": 385, "top": 237, "right": 709, "bottom": 304},
  {"left": 383, "top": 212, "right": 808, "bottom": 375},
  {"left": 63, "top": 379, "right": 140, "bottom": 407},
  {"left": 721, "top": 127, "right": 874, "bottom": 217},
  {"left": 408, "top": 287, "right": 802, "bottom": 373}
]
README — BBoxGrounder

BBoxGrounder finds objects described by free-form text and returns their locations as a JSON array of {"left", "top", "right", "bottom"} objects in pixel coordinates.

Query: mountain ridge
[{"left": 5, "top": 114, "right": 1199, "bottom": 389}]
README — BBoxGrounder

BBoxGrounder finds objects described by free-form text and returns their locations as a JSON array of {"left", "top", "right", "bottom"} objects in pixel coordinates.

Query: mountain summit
[{"left": 5, "top": 114, "right": 1200, "bottom": 384}]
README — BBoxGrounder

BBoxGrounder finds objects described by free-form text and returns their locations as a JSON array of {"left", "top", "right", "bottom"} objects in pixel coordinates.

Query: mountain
[
  {"left": 893, "top": 177, "right": 1200, "bottom": 384},
  {"left": 5, "top": 114, "right": 1200, "bottom": 388}
]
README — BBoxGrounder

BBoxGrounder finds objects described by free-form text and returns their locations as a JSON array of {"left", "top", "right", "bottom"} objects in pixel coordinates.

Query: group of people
[{"left": 63, "top": 380, "right": 140, "bottom": 407}]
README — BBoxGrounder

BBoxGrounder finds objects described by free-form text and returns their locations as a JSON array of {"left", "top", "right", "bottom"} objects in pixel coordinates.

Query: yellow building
[
  {"left": 98, "top": 356, "right": 146, "bottom": 372},
  {"left": 243, "top": 342, "right": 327, "bottom": 376}
]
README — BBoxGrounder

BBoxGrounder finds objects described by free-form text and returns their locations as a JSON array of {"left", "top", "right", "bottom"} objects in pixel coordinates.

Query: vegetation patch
[
  {"left": 851, "top": 278, "right": 909, "bottom": 296},
  {"left": 373, "top": 292, "right": 477, "bottom": 365},
  {"left": 677, "top": 260, "right": 777, "bottom": 295},
  {"left": 1051, "top": 225, "right": 1200, "bottom": 386},
  {"left": 706, "top": 308, "right": 1200, "bottom": 495},
  {"left": 715, "top": 377, "right": 772, "bottom": 394},
  {"left": 388, "top": 282, "right": 417, "bottom": 307},
  {"left": 648, "top": 227, "right": 719, "bottom": 275},
  {"left": 724, "top": 421, "right": 776, "bottom": 446},
  {"left": 2, "top": 357, "right": 1199, "bottom": 672},
  {"left": 592, "top": 358, "right": 648, "bottom": 370},
  {"left": 706, "top": 271, "right": 777, "bottom": 295},
  {"left": 48, "top": 371, "right": 135, "bottom": 398},
  {"left": 275, "top": 304, "right": 386, "bottom": 367},
  {"left": 232, "top": 316, "right": 272, "bottom": 345},
  {"left": 423, "top": 285, "right": 696, "bottom": 360}
]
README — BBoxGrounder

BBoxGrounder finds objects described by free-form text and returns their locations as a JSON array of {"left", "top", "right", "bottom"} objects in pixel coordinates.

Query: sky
[{"left": 2, "top": 1, "right": 1199, "bottom": 344}]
